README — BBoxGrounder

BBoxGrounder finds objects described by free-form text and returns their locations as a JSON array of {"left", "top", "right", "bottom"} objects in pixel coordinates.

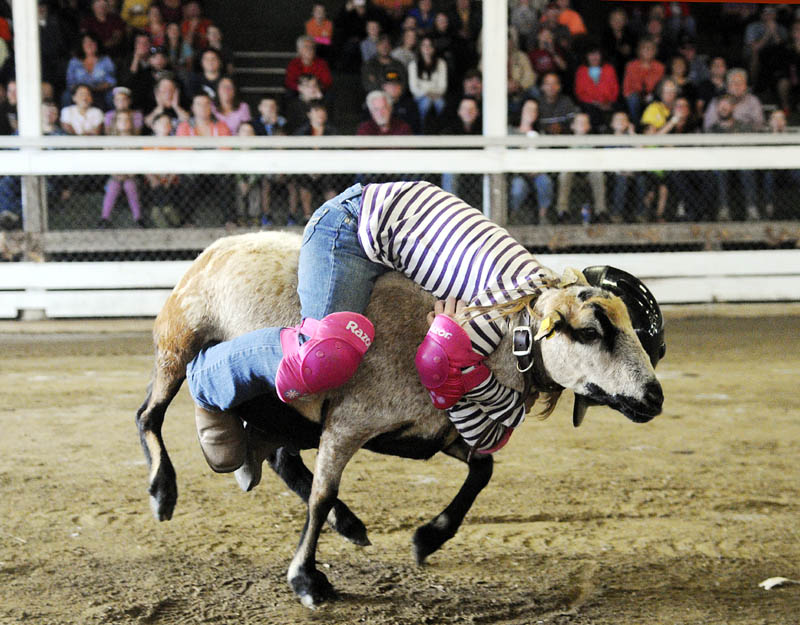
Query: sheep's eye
[{"left": 575, "top": 327, "right": 600, "bottom": 343}]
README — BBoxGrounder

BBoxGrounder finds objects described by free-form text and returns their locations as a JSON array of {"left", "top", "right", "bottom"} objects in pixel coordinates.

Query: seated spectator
[
  {"left": 357, "top": 89, "right": 413, "bottom": 135},
  {"left": 122, "top": 33, "right": 158, "bottom": 110},
  {"left": 607, "top": 110, "right": 642, "bottom": 223},
  {"left": 641, "top": 13, "right": 672, "bottom": 62},
  {"left": 145, "top": 111, "right": 186, "bottom": 227},
  {"left": 80, "top": 0, "right": 127, "bottom": 61},
  {"left": 39, "top": 1, "right": 69, "bottom": 93},
  {"left": 662, "top": 1, "right": 697, "bottom": 42},
  {"left": 293, "top": 99, "right": 339, "bottom": 221},
  {"left": 233, "top": 121, "right": 264, "bottom": 227},
  {"left": 100, "top": 111, "right": 145, "bottom": 228},
  {"left": 164, "top": 21, "right": 194, "bottom": 75},
  {"left": 362, "top": 33, "right": 407, "bottom": 95},
  {"left": 573, "top": 42, "right": 619, "bottom": 131},
  {"left": 61, "top": 84, "right": 104, "bottom": 135},
  {"left": 744, "top": 5, "right": 786, "bottom": 89},
  {"left": 206, "top": 24, "right": 235, "bottom": 77},
  {"left": 284, "top": 73, "right": 324, "bottom": 132},
  {"left": 769, "top": 20, "right": 800, "bottom": 118},
  {"left": 763, "top": 109, "right": 800, "bottom": 219},
  {"left": 538, "top": 71, "right": 577, "bottom": 135},
  {"left": 640, "top": 78, "right": 679, "bottom": 134},
  {"left": 508, "top": 29, "right": 537, "bottom": 120},
  {"left": 408, "top": 0, "right": 435, "bottom": 34},
  {"left": 554, "top": 0, "right": 587, "bottom": 38},
  {"left": 391, "top": 27, "right": 418, "bottom": 69},
  {"left": 622, "top": 37, "right": 665, "bottom": 123},
  {"left": 666, "top": 54, "right": 697, "bottom": 108},
  {"left": 181, "top": 1, "right": 213, "bottom": 50},
  {"left": 0, "top": 79, "right": 16, "bottom": 135},
  {"left": 528, "top": 27, "right": 568, "bottom": 81},
  {"left": 145, "top": 5, "right": 167, "bottom": 47},
  {"left": 381, "top": 69, "right": 421, "bottom": 134},
  {"left": 702, "top": 68, "right": 764, "bottom": 132},
  {"left": 440, "top": 95, "right": 481, "bottom": 204},
  {"left": 65, "top": 33, "right": 117, "bottom": 110},
  {"left": 538, "top": 3, "right": 573, "bottom": 53},
  {"left": 177, "top": 93, "right": 231, "bottom": 136},
  {"left": 602, "top": 7, "right": 637, "bottom": 79},
  {"left": 696, "top": 56, "right": 727, "bottom": 118},
  {"left": 361, "top": 19, "right": 382, "bottom": 64},
  {"left": 212, "top": 77, "right": 251, "bottom": 134},
  {"left": 306, "top": 3, "right": 334, "bottom": 61},
  {"left": 42, "top": 100, "right": 67, "bottom": 136},
  {"left": 187, "top": 48, "right": 225, "bottom": 99},
  {"left": 157, "top": 0, "right": 183, "bottom": 24},
  {"left": 143, "top": 75, "right": 190, "bottom": 132},
  {"left": 285, "top": 35, "right": 333, "bottom": 94},
  {"left": 332, "top": 0, "right": 385, "bottom": 73},
  {"left": 408, "top": 35, "right": 448, "bottom": 131},
  {"left": 708, "top": 95, "right": 759, "bottom": 221},
  {"left": 252, "top": 96, "right": 288, "bottom": 136},
  {"left": 104, "top": 85, "right": 144, "bottom": 134},
  {"left": 509, "top": 97, "right": 555, "bottom": 225},
  {"left": 120, "top": 0, "right": 153, "bottom": 31},
  {"left": 448, "top": 0, "right": 481, "bottom": 81},
  {"left": 430, "top": 12, "right": 455, "bottom": 74},
  {"left": 676, "top": 36, "right": 709, "bottom": 87},
  {"left": 555, "top": 112, "right": 607, "bottom": 223}
]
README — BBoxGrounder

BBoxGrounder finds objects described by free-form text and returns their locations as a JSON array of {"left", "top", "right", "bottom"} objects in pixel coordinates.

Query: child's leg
[
  {"left": 102, "top": 178, "right": 122, "bottom": 220},
  {"left": 122, "top": 178, "right": 142, "bottom": 221}
]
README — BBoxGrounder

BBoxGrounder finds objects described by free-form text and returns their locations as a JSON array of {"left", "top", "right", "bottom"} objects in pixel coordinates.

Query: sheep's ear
[
  {"left": 558, "top": 267, "right": 589, "bottom": 288},
  {"left": 534, "top": 311, "right": 562, "bottom": 341}
]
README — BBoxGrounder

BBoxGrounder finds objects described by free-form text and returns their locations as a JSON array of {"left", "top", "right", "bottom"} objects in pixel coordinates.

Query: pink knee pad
[{"left": 275, "top": 312, "right": 375, "bottom": 403}]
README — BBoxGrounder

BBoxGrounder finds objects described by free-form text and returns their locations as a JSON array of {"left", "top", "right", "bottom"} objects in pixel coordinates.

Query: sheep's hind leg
[
  {"left": 268, "top": 446, "right": 370, "bottom": 546},
  {"left": 412, "top": 439, "right": 494, "bottom": 564},
  {"left": 287, "top": 429, "right": 366, "bottom": 608}
]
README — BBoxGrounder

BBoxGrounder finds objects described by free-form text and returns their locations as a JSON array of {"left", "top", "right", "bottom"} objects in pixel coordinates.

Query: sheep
[{"left": 135, "top": 230, "right": 663, "bottom": 608}]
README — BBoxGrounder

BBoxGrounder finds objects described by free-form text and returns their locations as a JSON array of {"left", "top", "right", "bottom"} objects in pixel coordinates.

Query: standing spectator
[
  {"left": 362, "top": 33, "right": 406, "bottom": 95},
  {"left": 205, "top": 25, "right": 234, "bottom": 77},
  {"left": 381, "top": 69, "right": 421, "bottom": 134},
  {"left": 744, "top": 6, "right": 787, "bottom": 89},
  {"left": 284, "top": 73, "right": 323, "bottom": 132},
  {"left": 573, "top": 42, "right": 619, "bottom": 131},
  {"left": 622, "top": 37, "right": 665, "bottom": 123},
  {"left": 554, "top": 0, "right": 587, "bottom": 38},
  {"left": 333, "top": 0, "right": 385, "bottom": 73},
  {"left": 448, "top": 0, "right": 481, "bottom": 84},
  {"left": 708, "top": 95, "right": 759, "bottom": 221},
  {"left": 252, "top": 96, "right": 287, "bottom": 136},
  {"left": 187, "top": 47, "right": 224, "bottom": 99},
  {"left": 122, "top": 32, "right": 156, "bottom": 110},
  {"left": 145, "top": 4, "right": 167, "bottom": 47},
  {"left": 157, "top": 0, "right": 183, "bottom": 24},
  {"left": 762, "top": 109, "right": 800, "bottom": 219},
  {"left": 391, "top": 27, "right": 418, "bottom": 69},
  {"left": 39, "top": 0, "right": 69, "bottom": 93},
  {"left": 212, "top": 77, "right": 250, "bottom": 134},
  {"left": 508, "top": 29, "right": 537, "bottom": 120},
  {"left": 607, "top": 110, "right": 640, "bottom": 223},
  {"left": 293, "top": 99, "right": 340, "bottom": 221},
  {"left": 306, "top": 3, "right": 334, "bottom": 61},
  {"left": 60, "top": 83, "right": 104, "bottom": 135},
  {"left": 65, "top": 33, "right": 117, "bottom": 109},
  {"left": 509, "top": 98, "right": 555, "bottom": 225},
  {"left": 696, "top": 56, "right": 727, "bottom": 118},
  {"left": 99, "top": 111, "right": 145, "bottom": 228},
  {"left": 440, "top": 96, "right": 481, "bottom": 203},
  {"left": 120, "top": 0, "right": 153, "bottom": 31},
  {"left": 103, "top": 85, "right": 144, "bottom": 134},
  {"left": 285, "top": 35, "right": 333, "bottom": 94},
  {"left": 233, "top": 121, "right": 263, "bottom": 227},
  {"left": 555, "top": 112, "right": 607, "bottom": 224},
  {"left": 181, "top": 1, "right": 212, "bottom": 50},
  {"left": 357, "top": 89, "right": 412, "bottom": 135},
  {"left": 80, "top": 0, "right": 127, "bottom": 61},
  {"left": 528, "top": 27, "right": 568, "bottom": 80},
  {"left": 360, "top": 19, "right": 382, "bottom": 64},
  {"left": 702, "top": 68, "right": 764, "bottom": 133},
  {"left": 143, "top": 75, "right": 190, "bottom": 131},
  {"left": 602, "top": 7, "right": 637, "bottom": 79},
  {"left": 769, "top": 20, "right": 800, "bottom": 118},
  {"left": 408, "top": 34, "right": 447, "bottom": 131},
  {"left": 538, "top": 71, "right": 577, "bottom": 135},
  {"left": 408, "top": 0, "right": 435, "bottom": 34},
  {"left": 145, "top": 111, "right": 185, "bottom": 227}
]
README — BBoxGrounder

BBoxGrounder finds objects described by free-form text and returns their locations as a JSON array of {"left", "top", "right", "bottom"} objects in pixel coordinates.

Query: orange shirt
[
  {"left": 558, "top": 9, "right": 587, "bottom": 36},
  {"left": 305, "top": 18, "right": 333, "bottom": 46}
]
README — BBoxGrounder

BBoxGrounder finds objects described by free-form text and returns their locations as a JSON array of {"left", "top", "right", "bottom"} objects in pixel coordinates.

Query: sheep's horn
[{"left": 573, "top": 395, "right": 590, "bottom": 428}]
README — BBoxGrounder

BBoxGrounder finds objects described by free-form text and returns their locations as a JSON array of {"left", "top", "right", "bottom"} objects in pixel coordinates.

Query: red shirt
[
  {"left": 284, "top": 57, "right": 333, "bottom": 92},
  {"left": 574, "top": 63, "right": 619, "bottom": 106},
  {"left": 622, "top": 59, "right": 665, "bottom": 98},
  {"left": 356, "top": 117, "right": 413, "bottom": 136}
]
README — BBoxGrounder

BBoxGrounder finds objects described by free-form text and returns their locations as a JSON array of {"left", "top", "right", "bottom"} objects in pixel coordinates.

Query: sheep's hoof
[
  {"left": 147, "top": 465, "right": 177, "bottom": 521},
  {"left": 329, "top": 502, "right": 371, "bottom": 546},
  {"left": 290, "top": 567, "right": 337, "bottom": 608},
  {"left": 412, "top": 522, "right": 452, "bottom": 565}
]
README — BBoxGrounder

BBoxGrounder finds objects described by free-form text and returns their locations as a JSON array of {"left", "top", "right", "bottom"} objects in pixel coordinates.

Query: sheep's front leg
[
  {"left": 287, "top": 430, "right": 364, "bottom": 608},
  {"left": 412, "top": 439, "right": 493, "bottom": 564}
]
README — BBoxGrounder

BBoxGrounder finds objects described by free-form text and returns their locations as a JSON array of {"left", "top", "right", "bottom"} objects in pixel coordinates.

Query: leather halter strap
[{"left": 511, "top": 309, "right": 563, "bottom": 409}]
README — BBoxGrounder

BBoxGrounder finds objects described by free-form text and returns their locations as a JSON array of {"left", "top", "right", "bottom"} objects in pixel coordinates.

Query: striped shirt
[{"left": 359, "top": 181, "right": 558, "bottom": 450}]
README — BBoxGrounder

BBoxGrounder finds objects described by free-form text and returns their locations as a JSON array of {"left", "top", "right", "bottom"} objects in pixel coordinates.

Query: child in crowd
[
  {"left": 233, "top": 121, "right": 263, "bottom": 227},
  {"left": 145, "top": 112, "right": 184, "bottom": 227},
  {"left": 99, "top": 111, "right": 144, "bottom": 228}
]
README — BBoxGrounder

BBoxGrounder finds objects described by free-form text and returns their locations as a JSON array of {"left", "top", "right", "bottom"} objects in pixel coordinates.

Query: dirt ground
[{"left": 1, "top": 306, "right": 799, "bottom": 625}]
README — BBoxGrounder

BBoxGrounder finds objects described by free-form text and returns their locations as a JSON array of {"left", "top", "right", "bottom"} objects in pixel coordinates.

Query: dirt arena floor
[{"left": 1, "top": 305, "right": 799, "bottom": 625}]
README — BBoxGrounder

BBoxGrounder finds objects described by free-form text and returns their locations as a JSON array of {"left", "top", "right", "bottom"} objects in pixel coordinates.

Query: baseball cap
[{"left": 382, "top": 70, "right": 402, "bottom": 84}]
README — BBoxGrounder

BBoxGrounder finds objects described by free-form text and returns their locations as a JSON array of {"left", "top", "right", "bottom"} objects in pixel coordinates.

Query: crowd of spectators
[{"left": 0, "top": 0, "right": 797, "bottom": 231}]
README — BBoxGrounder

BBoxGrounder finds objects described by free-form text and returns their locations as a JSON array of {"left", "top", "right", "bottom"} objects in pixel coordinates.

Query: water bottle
[{"left": 581, "top": 203, "right": 591, "bottom": 225}]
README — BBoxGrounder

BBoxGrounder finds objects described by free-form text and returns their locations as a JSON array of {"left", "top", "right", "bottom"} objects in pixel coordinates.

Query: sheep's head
[{"left": 531, "top": 284, "right": 663, "bottom": 424}]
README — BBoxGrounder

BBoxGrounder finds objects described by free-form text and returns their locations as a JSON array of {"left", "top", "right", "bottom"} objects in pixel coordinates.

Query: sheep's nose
[{"left": 643, "top": 380, "right": 663, "bottom": 413}]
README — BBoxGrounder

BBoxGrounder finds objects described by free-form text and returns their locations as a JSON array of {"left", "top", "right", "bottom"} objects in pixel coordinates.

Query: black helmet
[
  {"left": 572, "top": 266, "right": 666, "bottom": 427},
  {"left": 582, "top": 265, "right": 666, "bottom": 367}
]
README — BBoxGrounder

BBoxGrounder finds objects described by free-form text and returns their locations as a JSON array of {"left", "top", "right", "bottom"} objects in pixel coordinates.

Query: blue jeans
[
  {"left": 186, "top": 183, "right": 389, "bottom": 411},
  {"left": 509, "top": 174, "right": 553, "bottom": 215}
]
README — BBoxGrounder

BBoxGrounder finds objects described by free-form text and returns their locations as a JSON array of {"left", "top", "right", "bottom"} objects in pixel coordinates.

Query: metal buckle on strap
[{"left": 512, "top": 325, "right": 532, "bottom": 357}]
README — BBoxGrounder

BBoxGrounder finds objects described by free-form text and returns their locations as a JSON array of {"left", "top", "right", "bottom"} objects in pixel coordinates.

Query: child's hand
[{"left": 427, "top": 297, "right": 468, "bottom": 326}]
